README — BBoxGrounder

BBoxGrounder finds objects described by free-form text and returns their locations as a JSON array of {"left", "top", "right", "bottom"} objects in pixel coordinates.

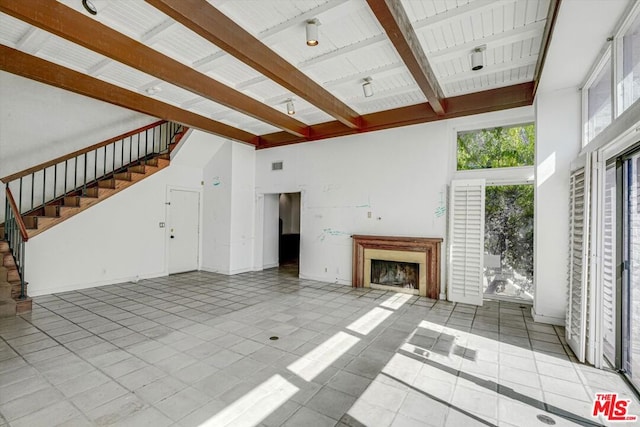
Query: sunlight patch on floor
[
  {"left": 379, "top": 293, "right": 413, "bottom": 310},
  {"left": 347, "top": 307, "right": 393, "bottom": 335},
  {"left": 198, "top": 375, "right": 298, "bottom": 427},
  {"left": 288, "top": 331, "right": 360, "bottom": 381}
]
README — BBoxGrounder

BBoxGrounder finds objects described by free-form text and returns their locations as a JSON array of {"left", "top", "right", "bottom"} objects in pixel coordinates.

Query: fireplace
[
  {"left": 352, "top": 235, "right": 443, "bottom": 299},
  {"left": 371, "top": 260, "right": 419, "bottom": 290}
]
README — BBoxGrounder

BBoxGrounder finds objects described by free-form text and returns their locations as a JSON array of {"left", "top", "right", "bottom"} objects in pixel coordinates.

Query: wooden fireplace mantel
[{"left": 352, "top": 235, "right": 443, "bottom": 299}]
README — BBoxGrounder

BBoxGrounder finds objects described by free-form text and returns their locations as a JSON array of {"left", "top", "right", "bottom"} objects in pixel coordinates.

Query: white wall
[
  {"left": 255, "top": 122, "right": 451, "bottom": 284},
  {"left": 201, "top": 141, "right": 233, "bottom": 273},
  {"left": 25, "top": 163, "right": 202, "bottom": 296},
  {"left": 0, "top": 72, "right": 157, "bottom": 223},
  {"left": 200, "top": 139, "right": 256, "bottom": 275},
  {"left": 0, "top": 72, "right": 155, "bottom": 178},
  {"left": 23, "top": 131, "right": 233, "bottom": 296},
  {"left": 229, "top": 143, "right": 256, "bottom": 274},
  {"left": 533, "top": 87, "right": 582, "bottom": 324}
]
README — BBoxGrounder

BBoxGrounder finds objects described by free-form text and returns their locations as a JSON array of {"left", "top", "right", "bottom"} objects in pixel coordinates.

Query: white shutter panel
[
  {"left": 566, "top": 159, "right": 591, "bottom": 363},
  {"left": 601, "top": 164, "right": 616, "bottom": 362},
  {"left": 448, "top": 179, "right": 485, "bottom": 306}
]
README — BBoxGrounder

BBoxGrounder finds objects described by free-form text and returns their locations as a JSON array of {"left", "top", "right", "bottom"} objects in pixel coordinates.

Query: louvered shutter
[
  {"left": 602, "top": 164, "right": 616, "bottom": 363},
  {"left": 448, "top": 179, "right": 485, "bottom": 306},
  {"left": 567, "top": 160, "right": 591, "bottom": 363}
]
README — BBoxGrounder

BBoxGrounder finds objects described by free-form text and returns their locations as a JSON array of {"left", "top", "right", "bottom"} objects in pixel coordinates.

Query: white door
[
  {"left": 448, "top": 179, "right": 485, "bottom": 306},
  {"left": 168, "top": 189, "right": 200, "bottom": 274},
  {"left": 566, "top": 161, "right": 590, "bottom": 363}
]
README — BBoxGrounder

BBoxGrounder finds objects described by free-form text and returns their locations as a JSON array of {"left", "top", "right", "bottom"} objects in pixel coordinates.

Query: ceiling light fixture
[
  {"left": 362, "top": 77, "right": 374, "bottom": 98},
  {"left": 286, "top": 99, "right": 295, "bottom": 115},
  {"left": 306, "top": 19, "right": 320, "bottom": 46},
  {"left": 145, "top": 86, "right": 162, "bottom": 96},
  {"left": 82, "top": 0, "right": 98, "bottom": 15},
  {"left": 471, "top": 45, "right": 486, "bottom": 71}
]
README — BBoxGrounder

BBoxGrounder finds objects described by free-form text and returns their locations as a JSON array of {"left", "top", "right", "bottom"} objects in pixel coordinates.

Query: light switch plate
[{"left": 159, "top": 222, "right": 165, "bottom": 228}]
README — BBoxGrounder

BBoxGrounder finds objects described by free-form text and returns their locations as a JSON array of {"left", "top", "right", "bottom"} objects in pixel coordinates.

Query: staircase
[
  {"left": 1, "top": 120, "right": 187, "bottom": 316},
  {"left": 21, "top": 154, "right": 171, "bottom": 238},
  {"left": 0, "top": 227, "right": 30, "bottom": 315}
]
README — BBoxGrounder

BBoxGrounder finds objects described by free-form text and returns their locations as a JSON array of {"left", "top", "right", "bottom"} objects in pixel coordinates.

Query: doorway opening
[
  {"left": 483, "top": 184, "right": 534, "bottom": 303},
  {"left": 279, "top": 193, "right": 301, "bottom": 276}
]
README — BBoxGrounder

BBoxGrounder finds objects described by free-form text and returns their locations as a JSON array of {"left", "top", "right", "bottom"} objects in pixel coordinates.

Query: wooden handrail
[
  {"left": 1, "top": 120, "right": 168, "bottom": 183},
  {"left": 5, "top": 188, "right": 29, "bottom": 242}
]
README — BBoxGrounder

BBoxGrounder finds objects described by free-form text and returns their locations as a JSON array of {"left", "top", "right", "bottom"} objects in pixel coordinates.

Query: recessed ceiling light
[{"left": 82, "top": 0, "right": 98, "bottom": 15}]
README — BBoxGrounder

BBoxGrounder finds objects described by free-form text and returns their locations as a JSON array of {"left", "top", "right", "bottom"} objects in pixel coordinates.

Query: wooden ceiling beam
[
  {"left": 257, "top": 82, "right": 535, "bottom": 149},
  {"left": 0, "top": 0, "right": 308, "bottom": 138},
  {"left": 0, "top": 45, "right": 257, "bottom": 145},
  {"left": 366, "top": 0, "right": 446, "bottom": 115},
  {"left": 146, "top": 0, "right": 362, "bottom": 130}
]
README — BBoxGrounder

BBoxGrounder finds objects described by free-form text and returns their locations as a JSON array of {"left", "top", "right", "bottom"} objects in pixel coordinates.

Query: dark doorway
[{"left": 279, "top": 192, "right": 300, "bottom": 274}]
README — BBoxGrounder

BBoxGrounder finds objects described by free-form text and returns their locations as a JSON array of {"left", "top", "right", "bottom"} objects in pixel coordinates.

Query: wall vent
[{"left": 271, "top": 161, "right": 283, "bottom": 171}]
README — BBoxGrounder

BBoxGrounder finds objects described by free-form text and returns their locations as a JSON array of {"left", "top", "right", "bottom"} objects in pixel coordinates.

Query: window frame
[
  {"left": 615, "top": 1, "right": 640, "bottom": 115},
  {"left": 582, "top": 46, "right": 613, "bottom": 146},
  {"left": 452, "top": 117, "right": 535, "bottom": 186},
  {"left": 582, "top": 2, "right": 640, "bottom": 147}
]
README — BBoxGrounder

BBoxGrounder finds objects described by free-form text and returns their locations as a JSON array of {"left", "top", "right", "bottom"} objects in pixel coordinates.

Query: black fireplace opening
[{"left": 371, "top": 260, "right": 419, "bottom": 289}]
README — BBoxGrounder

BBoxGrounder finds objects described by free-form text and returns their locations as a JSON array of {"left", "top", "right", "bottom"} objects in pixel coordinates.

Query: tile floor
[{"left": 0, "top": 269, "right": 638, "bottom": 427}]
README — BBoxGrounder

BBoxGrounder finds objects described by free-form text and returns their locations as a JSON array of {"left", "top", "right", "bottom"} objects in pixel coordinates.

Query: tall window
[
  {"left": 586, "top": 54, "right": 613, "bottom": 142},
  {"left": 622, "top": 12, "right": 640, "bottom": 110},
  {"left": 455, "top": 123, "right": 535, "bottom": 303}
]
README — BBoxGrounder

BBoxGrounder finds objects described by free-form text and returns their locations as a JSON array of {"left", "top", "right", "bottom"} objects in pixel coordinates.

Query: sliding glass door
[{"left": 622, "top": 150, "right": 640, "bottom": 389}]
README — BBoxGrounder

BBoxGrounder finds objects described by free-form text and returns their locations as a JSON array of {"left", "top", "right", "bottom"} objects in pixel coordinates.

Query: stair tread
[{"left": 26, "top": 156, "right": 169, "bottom": 238}]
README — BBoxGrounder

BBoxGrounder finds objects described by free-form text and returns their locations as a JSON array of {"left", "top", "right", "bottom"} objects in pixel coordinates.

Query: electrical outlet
[{"left": 367, "top": 211, "right": 372, "bottom": 218}]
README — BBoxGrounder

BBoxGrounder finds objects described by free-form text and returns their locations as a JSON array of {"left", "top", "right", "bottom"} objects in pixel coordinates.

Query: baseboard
[
  {"left": 28, "top": 271, "right": 167, "bottom": 296},
  {"left": 531, "top": 308, "right": 565, "bottom": 326},
  {"left": 262, "top": 262, "right": 279, "bottom": 270},
  {"left": 298, "top": 273, "right": 351, "bottom": 286},
  {"left": 200, "top": 266, "right": 251, "bottom": 275}
]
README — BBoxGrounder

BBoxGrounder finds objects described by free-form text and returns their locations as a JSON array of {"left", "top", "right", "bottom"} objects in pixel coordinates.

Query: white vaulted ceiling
[{"left": 0, "top": 0, "right": 557, "bottom": 147}]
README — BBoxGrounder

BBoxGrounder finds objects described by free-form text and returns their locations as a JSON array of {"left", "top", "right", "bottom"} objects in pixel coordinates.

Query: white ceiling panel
[
  {"left": 153, "top": 83, "right": 202, "bottom": 106},
  {"left": 265, "top": 1, "right": 383, "bottom": 66},
  {"left": 95, "top": 62, "right": 157, "bottom": 91},
  {"left": 204, "top": 54, "right": 263, "bottom": 89},
  {"left": 58, "top": 0, "right": 168, "bottom": 40},
  {"left": 5, "top": 0, "right": 555, "bottom": 142},
  {"left": 151, "top": 24, "right": 222, "bottom": 66},
  {"left": 37, "top": 36, "right": 105, "bottom": 73},
  {"left": 211, "top": 0, "right": 332, "bottom": 37},
  {"left": 0, "top": 13, "right": 31, "bottom": 45}
]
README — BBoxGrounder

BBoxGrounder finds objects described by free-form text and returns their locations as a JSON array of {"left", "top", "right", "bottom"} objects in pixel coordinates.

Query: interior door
[{"left": 168, "top": 189, "right": 200, "bottom": 274}]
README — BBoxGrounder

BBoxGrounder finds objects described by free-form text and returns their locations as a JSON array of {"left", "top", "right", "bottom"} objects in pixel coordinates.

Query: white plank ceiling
[{"left": 0, "top": 0, "right": 552, "bottom": 140}]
